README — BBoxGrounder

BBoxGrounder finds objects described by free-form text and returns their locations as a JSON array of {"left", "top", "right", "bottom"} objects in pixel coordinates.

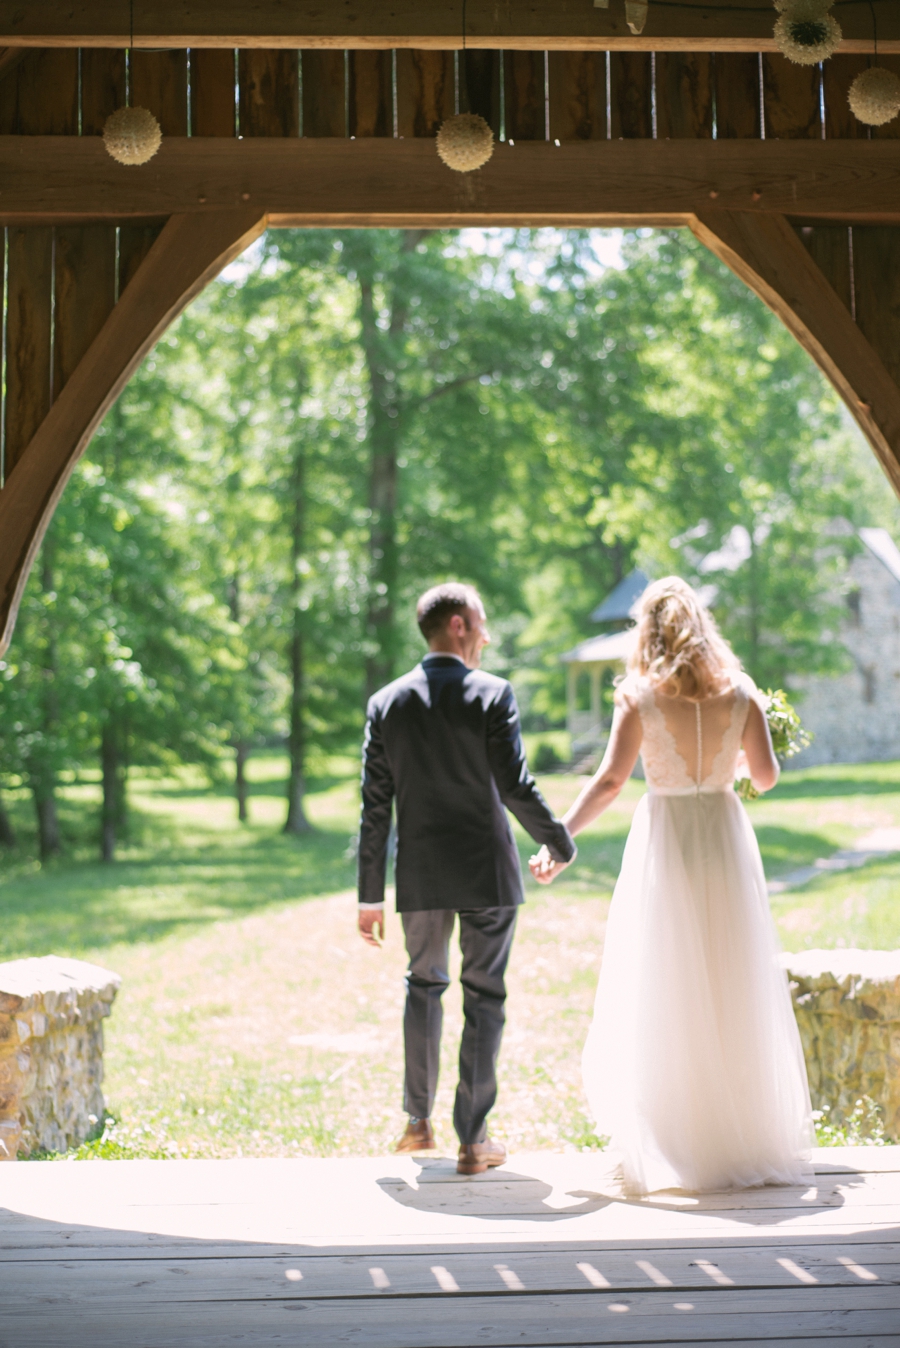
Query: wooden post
[
  {"left": 590, "top": 665, "right": 601, "bottom": 733},
  {"left": 566, "top": 662, "right": 578, "bottom": 744}
]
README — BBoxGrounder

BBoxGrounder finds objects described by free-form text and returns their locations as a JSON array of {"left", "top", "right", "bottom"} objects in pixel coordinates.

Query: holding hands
[{"left": 529, "top": 845, "right": 571, "bottom": 885}]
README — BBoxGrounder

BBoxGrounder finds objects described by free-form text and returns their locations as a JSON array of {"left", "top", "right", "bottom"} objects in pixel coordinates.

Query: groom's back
[{"left": 359, "top": 654, "right": 536, "bottom": 911}]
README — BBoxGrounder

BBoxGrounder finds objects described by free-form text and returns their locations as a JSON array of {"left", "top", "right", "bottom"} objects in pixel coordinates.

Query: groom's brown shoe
[
  {"left": 394, "top": 1117, "right": 436, "bottom": 1154},
  {"left": 457, "top": 1138, "right": 507, "bottom": 1175}
]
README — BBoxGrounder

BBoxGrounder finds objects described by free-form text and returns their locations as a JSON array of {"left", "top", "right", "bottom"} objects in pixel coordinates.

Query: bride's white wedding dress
[{"left": 582, "top": 671, "right": 813, "bottom": 1195}]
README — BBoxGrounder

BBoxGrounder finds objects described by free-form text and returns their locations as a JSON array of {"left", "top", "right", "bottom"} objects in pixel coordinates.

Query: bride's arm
[
  {"left": 742, "top": 695, "right": 779, "bottom": 793},
  {"left": 563, "top": 700, "right": 643, "bottom": 835},
  {"left": 529, "top": 700, "right": 642, "bottom": 884}
]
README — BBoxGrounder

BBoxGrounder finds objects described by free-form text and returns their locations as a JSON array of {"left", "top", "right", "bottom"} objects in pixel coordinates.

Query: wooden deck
[{"left": 1, "top": 1147, "right": 898, "bottom": 1346}]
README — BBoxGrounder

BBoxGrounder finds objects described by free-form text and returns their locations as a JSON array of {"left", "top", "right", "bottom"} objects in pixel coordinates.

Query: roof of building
[
  {"left": 859, "top": 527, "right": 900, "bottom": 586},
  {"left": 589, "top": 569, "right": 650, "bottom": 623},
  {"left": 561, "top": 627, "right": 637, "bottom": 666}
]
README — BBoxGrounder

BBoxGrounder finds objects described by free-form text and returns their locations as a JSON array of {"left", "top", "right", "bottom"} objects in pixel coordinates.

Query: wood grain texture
[
  {"left": 118, "top": 223, "right": 165, "bottom": 295},
  {"left": 53, "top": 225, "right": 117, "bottom": 391},
  {"left": 505, "top": 50, "right": 545, "bottom": 141},
  {"left": 714, "top": 52, "right": 760, "bottom": 139},
  {"left": 396, "top": 49, "right": 453, "bottom": 138},
  {"left": 301, "top": 49, "right": 345, "bottom": 137},
  {"left": 609, "top": 52, "right": 652, "bottom": 139},
  {"left": 655, "top": 52, "right": 712, "bottom": 139},
  {"left": 0, "top": 45, "right": 27, "bottom": 79},
  {"left": 191, "top": 48, "right": 236, "bottom": 137},
  {"left": 852, "top": 226, "right": 900, "bottom": 388},
  {"left": 348, "top": 49, "right": 392, "bottom": 138},
  {"left": 795, "top": 224, "right": 852, "bottom": 313},
  {"left": 2, "top": 137, "right": 900, "bottom": 222},
  {"left": 130, "top": 49, "right": 188, "bottom": 136},
  {"left": 5, "top": 226, "right": 52, "bottom": 474},
  {"left": 0, "top": 47, "right": 77, "bottom": 133},
  {"left": 0, "top": 208, "right": 266, "bottom": 655},
  {"left": 2, "top": 1, "right": 899, "bottom": 51},
  {"left": 80, "top": 48, "right": 126, "bottom": 137},
  {"left": 547, "top": 51, "right": 606, "bottom": 141},
  {"left": 461, "top": 50, "right": 501, "bottom": 134},
  {"left": 690, "top": 210, "right": 900, "bottom": 498},
  {"left": 823, "top": 54, "right": 870, "bottom": 140},
  {"left": 762, "top": 54, "right": 820, "bottom": 140},
  {"left": 238, "top": 48, "right": 298, "bottom": 137}
]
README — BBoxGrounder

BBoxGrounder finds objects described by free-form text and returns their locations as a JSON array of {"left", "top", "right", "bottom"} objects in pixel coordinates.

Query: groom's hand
[
  {"left": 358, "top": 907, "right": 385, "bottom": 947},
  {"left": 529, "top": 845, "right": 571, "bottom": 886}
]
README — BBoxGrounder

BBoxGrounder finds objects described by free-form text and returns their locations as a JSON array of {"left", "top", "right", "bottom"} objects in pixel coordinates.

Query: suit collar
[{"left": 422, "top": 652, "right": 468, "bottom": 668}]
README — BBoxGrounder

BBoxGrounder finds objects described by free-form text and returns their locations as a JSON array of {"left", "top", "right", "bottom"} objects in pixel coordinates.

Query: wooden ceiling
[
  {"left": 0, "top": 0, "right": 898, "bottom": 53},
  {"left": 1, "top": 10, "right": 900, "bottom": 650}
]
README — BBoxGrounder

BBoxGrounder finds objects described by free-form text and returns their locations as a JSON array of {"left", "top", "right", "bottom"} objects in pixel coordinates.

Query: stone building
[
  {"left": 561, "top": 532, "right": 900, "bottom": 769},
  {"left": 790, "top": 528, "right": 900, "bottom": 767}
]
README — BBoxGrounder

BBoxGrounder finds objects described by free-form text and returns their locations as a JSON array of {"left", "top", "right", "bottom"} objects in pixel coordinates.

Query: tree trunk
[
  {"left": 100, "top": 718, "right": 127, "bottom": 863},
  {"left": 356, "top": 231, "right": 424, "bottom": 703},
  {"left": 284, "top": 438, "right": 312, "bottom": 835},
  {"left": 32, "top": 542, "right": 61, "bottom": 860},
  {"left": 747, "top": 531, "right": 760, "bottom": 674},
  {"left": 0, "top": 791, "right": 16, "bottom": 847},
  {"left": 33, "top": 786, "right": 61, "bottom": 859},
  {"left": 235, "top": 741, "right": 249, "bottom": 823},
  {"left": 227, "top": 570, "right": 252, "bottom": 825}
]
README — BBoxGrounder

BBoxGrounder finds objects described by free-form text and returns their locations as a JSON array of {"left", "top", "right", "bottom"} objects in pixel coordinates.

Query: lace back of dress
[{"left": 638, "top": 679, "right": 749, "bottom": 793}]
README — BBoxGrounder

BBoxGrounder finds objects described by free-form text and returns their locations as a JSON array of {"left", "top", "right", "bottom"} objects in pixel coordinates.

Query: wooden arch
[{"left": 1, "top": 7, "right": 900, "bottom": 653}]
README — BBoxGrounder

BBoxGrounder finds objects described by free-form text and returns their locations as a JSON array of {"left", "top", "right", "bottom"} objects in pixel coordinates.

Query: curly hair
[{"left": 628, "top": 576, "right": 739, "bottom": 700}]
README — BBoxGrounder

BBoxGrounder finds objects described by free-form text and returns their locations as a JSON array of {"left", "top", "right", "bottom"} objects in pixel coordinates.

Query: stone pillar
[
  {"left": 783, "top": 949, "right": 900, "bottom": 1138},
  {"left": 0, "top": 955, "right": 121, "bottom": 1159}
]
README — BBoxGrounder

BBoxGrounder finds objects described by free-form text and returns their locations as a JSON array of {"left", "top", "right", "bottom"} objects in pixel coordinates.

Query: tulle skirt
[{"left": 583, "top": 788, "right": 813, "bottom": 1195}]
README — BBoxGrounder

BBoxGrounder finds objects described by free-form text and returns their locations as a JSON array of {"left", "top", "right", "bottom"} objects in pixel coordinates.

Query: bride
[{"left": 531, "top": 577, "right": 813, "bottom": 1195}]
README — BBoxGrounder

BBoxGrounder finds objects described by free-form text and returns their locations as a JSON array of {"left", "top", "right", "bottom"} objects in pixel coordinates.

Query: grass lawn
[{"left": 1, "top": 756, "right": 899, "bottom": 1159}]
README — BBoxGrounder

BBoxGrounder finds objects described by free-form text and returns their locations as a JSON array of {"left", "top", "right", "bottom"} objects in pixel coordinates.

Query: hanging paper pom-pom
[
  {"left": 848, "top": 66, "right": 900, "bottom": 126},
  {"left": 435, "top": 113, "right": 494, "bottom": 173},
  {"left": 103, "top": 106, "right": 162, "bottom": 165},
  {"left": 773, "top": 0, "right": 841, "bottom": 66}
]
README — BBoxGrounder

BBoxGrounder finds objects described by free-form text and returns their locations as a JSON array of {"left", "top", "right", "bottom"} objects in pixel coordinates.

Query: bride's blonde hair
[{"left": 628, "top": 576, "right": 739, "bottom": 700}]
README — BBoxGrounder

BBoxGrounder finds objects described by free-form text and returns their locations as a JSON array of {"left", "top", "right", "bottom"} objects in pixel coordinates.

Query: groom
[{"left": 357, "top": 582, "right": 576, "bottom": 1174}]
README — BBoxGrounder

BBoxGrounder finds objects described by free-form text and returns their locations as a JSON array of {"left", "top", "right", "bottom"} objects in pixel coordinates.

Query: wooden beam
[
  {"left": 0, "top": 208, "right": 265, "bottom": 655},
  {"left": 689, "top": 211, "right": 900, "bottom": 498},
  {"left": 1, "top": 138, "right": 900, "bottom": 225},
  {"left": 1, "top": 0, "right": 898, "bottom": 52}
]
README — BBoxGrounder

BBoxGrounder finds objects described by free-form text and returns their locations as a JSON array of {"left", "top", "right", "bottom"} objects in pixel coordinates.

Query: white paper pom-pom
[
  {"left": 773, "top": 0, "right": 841, "bottom": 66},
  {"left": 435, "top": 113, "right": 494, "bottom": 173},
  {"left": 103, "top": 106, "right": 162, "bottom": 166},
  {"left": 848, "top": 66, "right": 900, "bottom": 126}
]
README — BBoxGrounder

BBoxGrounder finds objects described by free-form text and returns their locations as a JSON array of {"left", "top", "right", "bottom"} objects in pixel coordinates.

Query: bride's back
[{"left": 627, "top": 675, "right": 751, "bottom": 795}]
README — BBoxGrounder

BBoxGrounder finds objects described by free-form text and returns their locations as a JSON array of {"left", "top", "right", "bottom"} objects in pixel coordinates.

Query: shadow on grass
[
  {"left": 148, "top": 769, "right": 354, "bottom": 803},
  {"left": 0, "top": 822, "right": 356, "bottom": 960},
  {"left": 772, "top": 761, "right": 900, "bottom": 800},
  {"left": 755, "top": 824, "right": 839, "bottom": 876}
]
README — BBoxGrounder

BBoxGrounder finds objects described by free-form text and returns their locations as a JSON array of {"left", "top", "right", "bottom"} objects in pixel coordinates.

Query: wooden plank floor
[{"left": 1, "top": 1147, "right": 898, "bottom": 1346}]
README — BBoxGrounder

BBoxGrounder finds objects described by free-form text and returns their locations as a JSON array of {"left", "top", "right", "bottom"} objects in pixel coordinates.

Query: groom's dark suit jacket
[{"left": 358, "top": 653, "right": 576, "bottom": 912}]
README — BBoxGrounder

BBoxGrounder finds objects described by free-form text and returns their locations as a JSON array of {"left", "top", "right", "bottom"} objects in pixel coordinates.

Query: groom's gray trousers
[{"left": 401, "top": 907, "right": 518, "bottom": 1145}]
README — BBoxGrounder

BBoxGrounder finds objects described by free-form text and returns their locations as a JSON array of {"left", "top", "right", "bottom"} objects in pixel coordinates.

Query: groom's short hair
[{"left": 417, "top": 582, "right": 482, "bottom": 640}]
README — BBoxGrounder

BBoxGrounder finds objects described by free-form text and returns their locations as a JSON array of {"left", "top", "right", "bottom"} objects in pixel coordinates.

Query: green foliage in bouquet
[{"left": 736, "top": 689, "right": 812, "bottom": 801}]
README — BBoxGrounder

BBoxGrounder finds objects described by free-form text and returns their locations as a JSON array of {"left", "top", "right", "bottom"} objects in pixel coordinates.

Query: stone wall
[
  {"left": 790, "top": 543, "right": 900, "bottom": 767},
  {"left": 0, "top": 955, "right": 120, "bottom": 1159},
  {"left": 784, "top": 949, "right": 900, "bottom": 1138}
]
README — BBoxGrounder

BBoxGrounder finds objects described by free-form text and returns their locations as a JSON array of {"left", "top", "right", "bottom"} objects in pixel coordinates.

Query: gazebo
[
  {"left": 1, "top": 4, "right": 900, "bottom": 1343},
  {"left": 561, "top": 569, "right": 647, "bottom": 758}
]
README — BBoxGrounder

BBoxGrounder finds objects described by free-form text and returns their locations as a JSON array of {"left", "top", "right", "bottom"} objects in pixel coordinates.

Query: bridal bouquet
[{"left": 736, "top": 689, "right": 812, "bottom": 801}]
